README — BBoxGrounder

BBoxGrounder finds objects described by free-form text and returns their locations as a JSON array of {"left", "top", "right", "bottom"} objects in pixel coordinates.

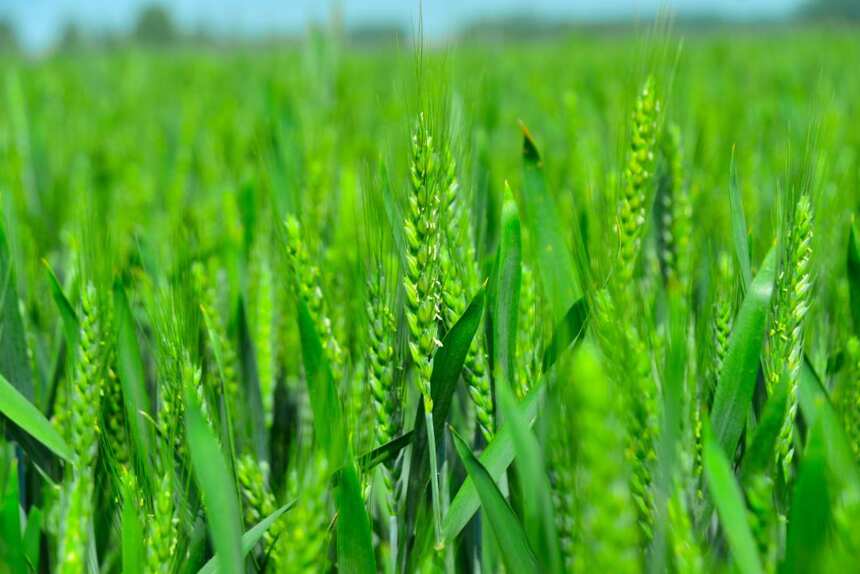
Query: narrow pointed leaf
[
  {"left": 651, "top": 289, "right": 688, "bottom": 571},
  {"left": 43, "top": 260, "right": 79, "bottom": 357},
  {"left": 730, "top": 151, "right": 752, "bottom": 291},
  {"left": 336, "top": 462, "right": 377, "bottom": 574},
  {"left": 0, "top": 217, "right": 32, "bottom": 400},
  {"left": 541, "top": 296, "right": 588, "bottom": 372},
  {"left": 0, "top": 219, "right": 57, "bottom": 477},
  {"left": 497, "top": 383, "right": 561, "bottom": 573},
  {"left": 797, "top": 359, "right": 860, "bottom": 490},
  {"left": 519, "top": 124, "right": 580, "bottom": 320},
  {"left": 847, "top": 219, "right": 860, "bottom": 334},
  {"left": 114, "top": 284, "right": 155, "bottom": 473},
  {"left": 739, "top": 377, "right": 788, "bottom": 485},
  {"left": 379, "top": 159, "right": 407, "bottom": 266},
  {"left": 296, "top": 298, "right": 345, "bottom": 464},
  {"left": 197, "top": 503, "right": 293, "bottom": 574},
  {"left": 1, "top": 458, "right": 25, "bottom": 574},
  {"left": 493, "top": 185, "right": 521, "bottom": 392},
  {"left": 703, "top": 418, "right": 763, "bottom": 574},
  {"left": 0, "top": 374, "right": 72, "bottom": 462},
  {"left": 185, "top": 388, "right": 243, "bottom": 574},
  {"left": 451, "top": 427, "right": 538, "bottom": 574},
  {"left": 357, "top": 430, "right": 413, "bottom": 472},
  {"left": 444, "top": 380, "right": 543, "bottom": 542},
  {"left": 783, "top": 422, "right": 829, "bottom": 574},
  {"left": 23, "top": 506, "right": 41, "bottom": 572},
  {"left": 403, "top": 288, "right": 485, "bottom": 561},
  {"left": 121, "top": 478, "right": 144, "bottom": 574},
  {"left": 710, "top": 246, "right": 776, "bottom": 458}
]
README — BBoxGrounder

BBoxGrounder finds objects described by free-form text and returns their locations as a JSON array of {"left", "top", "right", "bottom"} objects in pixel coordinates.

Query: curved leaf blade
[
  {"left": 740, "top": 376, "right": 788, "bottom": 485},
  {"left": 0, "top": 219, "right": 58, "bottom": 477},
  {"left": 121, "top": 477, "right": 144, "bottom": 574},
  {"left": 296, "top": 299, "right": 345, "bottom": 464},
  {"left": 444, "top": 296, "right": 588, "bottom": 542},
  {"left": 357, "top": 431, "right": 413, "bottom": 473},
  {"left": 1, "top": 458, "right": 25, "bottom": 574},
  {"left": 541, "top": 296, "right": 588, "bottom": 372},
  {"left": 497, "top": 383, "right": 561, "bottom": 573},
  {"left": 23, "top": 506, "right": 42, "bottom": 572},
  {"left": 710, "top": 246, "right": 776, "bottom": 458},
  {"left": 402, "top": 288, "right": 485, "bottom": 562},
  {"left": 703, "top": 418, "right": 763, "bottom": 574},
  {"left": 783, "top": 422, "right": 829, "bottom": 574},
  {"left": 185, "top": 388, "right": 243, "bottom": 574},
  {"left": 443, "top": 380, "right": 543, "bottom": 542},
  {"left": 0, "top": 217, "right": 32, "bottom": 401},
  {"left": 114, "top": 284, "right": 155, "bottom": 475},
  {"left": 336, "top": 462, "right": 377, "bottom": 574},
  {"left": 847, "top": 218, "right": 860, "bottom": 334},
  {"left": 519, "top": 124, "right": 580, "bottom": 320},
  {"left": 493, "top": 184, "right": 521, "bottom": 392},
  {"left": 0, "top": 373, "right": 72, "bottom": 462},
  {"left": 797, "top": 359, "right": 860, "bottom": 490},
  {"left": 451, "top": 427, "right": 538, "bottom": 574},
  {"left": 197, "top": 503, "right": 293, "bottom": 574},
  {"left": 729, "top": 149, "right": 752, "bottom": 291},
  {"left": 43, "top": 260, "right": 79, "bottom": 357}
]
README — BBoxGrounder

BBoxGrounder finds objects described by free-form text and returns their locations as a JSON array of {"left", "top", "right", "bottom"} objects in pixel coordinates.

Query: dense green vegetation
[{"left": 2, "top": 26, "right": 860, "bottom": 573}]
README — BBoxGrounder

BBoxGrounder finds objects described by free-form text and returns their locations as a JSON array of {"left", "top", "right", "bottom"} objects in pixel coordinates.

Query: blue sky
[{"left": 2, "top": 0, "right": 805, "bottom": 51}]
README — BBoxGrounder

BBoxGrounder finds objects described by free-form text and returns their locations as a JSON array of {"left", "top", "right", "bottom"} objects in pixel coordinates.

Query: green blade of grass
[
  {"left": 541, "top": 296, "right": 588, "bottom": 372},
  {"left": 451, "top": 427, "right": 539, "bottom": 574},
  {"left": 236, "top": 296, "right": 265, "bottom": 458},
  {"left": 296, "top": 298, "right": 346, "bottom": 465},
  {"left": 1, "top": 218, "right": 58, "bottom": 479},
  {"left": 702, "top": 418, "right": 763, "bottom": 574},
  {"left": 782, "top": 421, "right": 829, "bottom": 574},
  {"left": 729, "top": 149, "right": 752, "bottom": 291},
  {"left": 42, "top": 260, "right": 79, "bottom": 425},
  {"left": 357, "top": 430, "right": 413, "bottom": 472},
  {"left": 336, "top": 461, "right": 377, "bottom": 574},
  {"left": 23, "top": 506, "right": 41, "bottom": 572},
  {"left": 182, "top": 521, "right": 209, "bottom": 574},
  {"left": 797, "top": 359, "right": 860, "bottom": 490},
  {"left": 710, "top": 246, "right": 776, "bottom": 458},
  {"left": 114, "top": 283, "right": 155, "bottom": 476},
  {"left": 443, "top": 310, "right": 588, "bottom": 542},
  {"left": 121, "top": 477, "right": 144, "bottom": 574},
  {"left": 847, "top": 218, "right": 860, "bottom": 334},
  {"left": 426, "top": 291, "right": 483, "bottom": 442},
  {"left": 43, "top": 260, "right": 79, "bottom": 358},
  {"left": 739, "top": 376, "right": 788, "bottom": 485},
  {"left": 1, "top": 458, "right": 25, "bottom": 574},
  {"left": 0, "top": 216, "right": 33, "bottom": 401},
  {"left": 185, "top": 387, "right": 243, "bottom": 574},
  {"left": 496, "top": 383, "right": 561, "bottom": 573},
  {"left": 197, "top": 503, "right": 293, "bottom": 574},
  {"left": 200, "top": 304, "right": 241, "bottom": 462},
  {"left": 443, "top": 379, "right": 543, "bottom": 542},
  {"left": 493, "top": 184, "right": 521, "bottom": 392},
  {"left": 442, "top": 299, "right": 587, "bottom": 552},
  {"left": 378, "top": 158, "right": 407, "bottom": 266},
  {"left": 402, "top": 288, "right": 485, "bottom": 564},
  {"left": 651, "top": 288, "right": 688, "bottom": 571},
  {"left": 0, "top": 373, "right": 72, "bottom": 462},
  {"left": 519, "top": 123, "right": 580, "bottom": 321}
]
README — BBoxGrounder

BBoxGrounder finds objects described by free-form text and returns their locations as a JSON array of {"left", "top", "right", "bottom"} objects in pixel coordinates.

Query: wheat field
[{"left": 1, "top": 25, "right": 860, "bottom": 573}]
